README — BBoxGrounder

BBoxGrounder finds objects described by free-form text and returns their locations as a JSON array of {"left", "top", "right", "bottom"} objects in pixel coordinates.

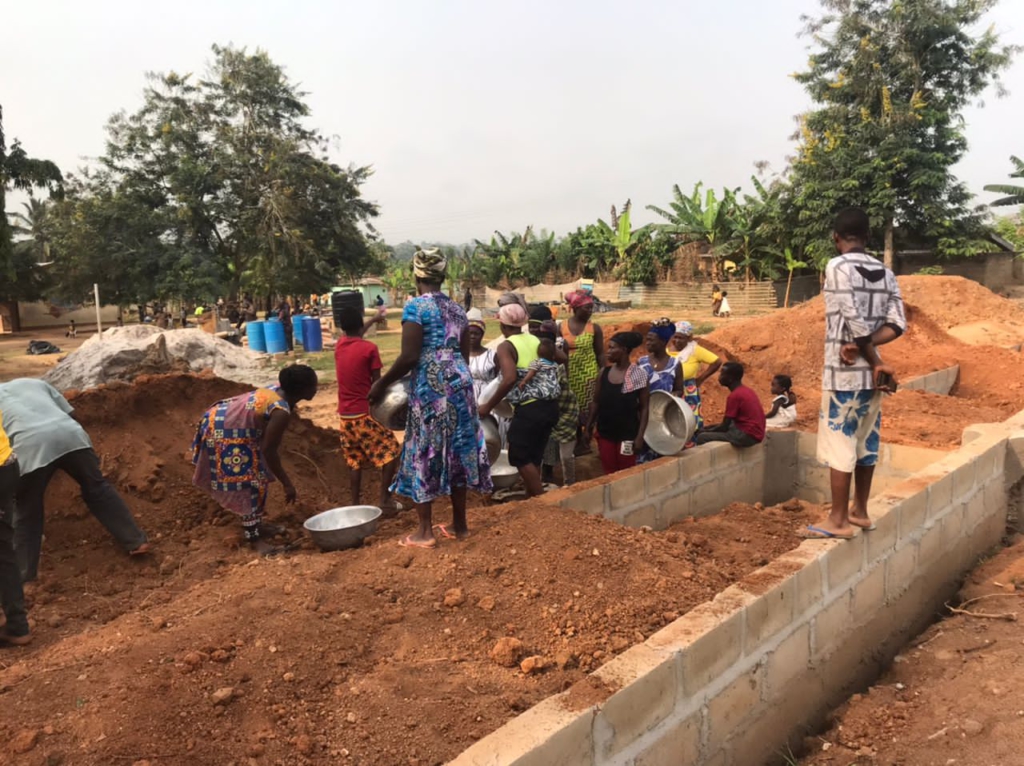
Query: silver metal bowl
[
  {"left": 370, "top": 379, "right": 410, "bottom": 430},
  {"left": 481, "top": 414, "right": 501, "bottom": 464},
  {"left": 304, "top": 505, "right": 383, "bottom": 551},
  {"left": 489, "top": 449, "right": 520, "bottom": 490},
  {"left": 646, "top": 390, "right": 697, "bottom": 457},
  {"left": 479, "top": 377, "right": 514, "bottom": 419}
]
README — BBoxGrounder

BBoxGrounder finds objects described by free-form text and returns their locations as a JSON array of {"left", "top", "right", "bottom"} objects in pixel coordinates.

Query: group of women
[{"left": 190, "top": 249, "right": 722, "bottom": 550}]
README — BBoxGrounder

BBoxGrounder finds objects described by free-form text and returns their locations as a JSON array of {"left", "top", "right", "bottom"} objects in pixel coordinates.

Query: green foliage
[
  {"left": 0, "top": 104, "right": 64, "bottom": 302},
  {"left": 993, "top": 214, "right": 1024, "bottom": 251},
  {"left": 647, "top": 182, "right": 737, "bottom": 253},
  {"left": 786, "top": 0, "right": 1017, "bottom": 265},
  {"left": 51, "top": 45, "right": 379, "bottom": 304},
  {"left": 985, "top": 155, "right": 1024, "bottom": 207},
  {"left": 916, "top": 265, "right": 945, "bottom": 275}
]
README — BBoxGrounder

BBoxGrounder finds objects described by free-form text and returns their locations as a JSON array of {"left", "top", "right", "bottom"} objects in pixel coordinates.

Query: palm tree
[
  {"left": 984, "top": 156, "right": 1024, "bottom": 207},
  {"left": 8, "top": 197, "right": 54, "bottom": 266}
]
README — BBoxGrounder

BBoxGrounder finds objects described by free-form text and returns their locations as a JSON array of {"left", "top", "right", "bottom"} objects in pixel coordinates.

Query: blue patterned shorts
[{"left": 817, "top": 390, "right": 883, "bottom": 473}]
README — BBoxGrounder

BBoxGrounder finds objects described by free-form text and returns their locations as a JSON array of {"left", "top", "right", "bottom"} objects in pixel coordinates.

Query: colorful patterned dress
[
  {"left": 191, "top": 387, "right": 290, "bottom": 539},
  {"left": 392, "top": 293, "right": 492, "bottom": 504},
  {"left": 560, "top": 319, "right": 600, "bottom": 423}
]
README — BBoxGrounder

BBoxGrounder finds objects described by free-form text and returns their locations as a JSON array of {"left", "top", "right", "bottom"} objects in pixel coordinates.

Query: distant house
[{"left": 331, "top": 277, "right": 390, "bottom": 309}]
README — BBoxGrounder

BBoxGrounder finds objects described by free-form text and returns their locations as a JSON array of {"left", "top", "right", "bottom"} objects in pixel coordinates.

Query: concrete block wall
[
  {"left": 902, "top": 364, "right": 960, "bottom": 395},
  {"left": 453, "top": 424, "right": 1013, "bottom": 766}
]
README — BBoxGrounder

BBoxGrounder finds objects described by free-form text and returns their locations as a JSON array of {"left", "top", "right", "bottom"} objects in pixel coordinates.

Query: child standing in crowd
[
  {"left": 516, "top": 337, "right": 560, "bottom": 394},
  {"left": 765, "top": 374, "right": 797, "bottom": 429},
  {"left": 334, "top": 307, "right": 402, "bottom": 514}
]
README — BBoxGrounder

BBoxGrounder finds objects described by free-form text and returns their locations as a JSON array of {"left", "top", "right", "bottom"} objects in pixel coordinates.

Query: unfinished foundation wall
[{"left": 455, "top": 426, "right": 1012, "bottom": 766}]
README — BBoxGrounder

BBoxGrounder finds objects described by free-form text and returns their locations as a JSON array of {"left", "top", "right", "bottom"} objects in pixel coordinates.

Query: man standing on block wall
[{"left": 803, "top": 208, "right": 906, "bottom": 540}]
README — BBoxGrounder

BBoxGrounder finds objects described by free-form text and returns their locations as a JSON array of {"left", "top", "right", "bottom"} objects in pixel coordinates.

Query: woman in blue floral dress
[{"left": 369, "top": 249, "right": 492, "bottom": 548}]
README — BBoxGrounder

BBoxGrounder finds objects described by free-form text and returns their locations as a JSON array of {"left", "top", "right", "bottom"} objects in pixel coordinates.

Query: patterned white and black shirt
[{"left": 822, "top": 250, "right": 907, "bottom": 392}]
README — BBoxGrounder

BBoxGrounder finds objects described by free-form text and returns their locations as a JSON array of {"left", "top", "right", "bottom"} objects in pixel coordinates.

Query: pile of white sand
[{"left": 44, "top": 325, "right": 277, "bottom": 391}]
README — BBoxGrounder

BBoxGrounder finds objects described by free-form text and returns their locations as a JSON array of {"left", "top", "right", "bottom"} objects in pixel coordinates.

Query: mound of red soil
[{"left": 0, "top": 372, "right": 821, "bottom": 765}]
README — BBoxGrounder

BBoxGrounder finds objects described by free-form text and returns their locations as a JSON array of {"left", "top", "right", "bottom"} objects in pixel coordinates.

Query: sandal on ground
[
  {"left": 433, "top": 524, "right": 468, "bottom": 541},
  {"left": 399, "top": 535, "right": 437, "bottom": 549},
  {"left": 128, "top": 542, "right": 152, "bottom": 557},
  {"left": 0, "top": 630, "right": 32, "bottom": 647},
  {"left": 797, "top": 525, "right": 856, "bottom": 540}
]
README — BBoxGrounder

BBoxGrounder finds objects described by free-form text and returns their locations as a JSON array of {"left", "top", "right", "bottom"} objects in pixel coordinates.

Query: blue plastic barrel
[
  {"left": 293, "top": 316, "right": 306, "bottom": 348},
  {"left": 303, "top": 316, "right": 324, "bottom": 352},
  {"left": 247, "top": 320, "right": 267, "bottom": 353},
  {"left": 264, "top": 319, "right": 287, "bottom": 354}
]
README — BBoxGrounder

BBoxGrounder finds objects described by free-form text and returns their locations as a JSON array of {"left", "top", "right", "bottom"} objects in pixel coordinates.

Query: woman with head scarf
[
  {"left": 669, "top": 321, "right": 722, "bottom": 430},
  {"left": 636, "top": 318, "right": 685, "bottom": 462},
  {"left": 369, "top": 249, "right": 492, "bottom": 548},
  {"left": 531, "top": 318, "right": 579, "bottom": 486},
  {"left": 560, "top": 290, "right": 605, "bottom": 452},
  {"left": 586, "top": 332, "right": 650, "bottom": 476},
  {"left": 479, "top": 303, "right": 563, "bottom": 497}
]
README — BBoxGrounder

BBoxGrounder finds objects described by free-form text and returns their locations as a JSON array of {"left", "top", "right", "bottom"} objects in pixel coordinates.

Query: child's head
[
  {"left": 537, "top": 337, "right": 556, "bottom": 361},
  {"left": 771, "top": 375, "right": 792, "bottom": 395},
  {"left": 338, "top": 307, "right": 364, "bottom": 336},
  {"left": 721, "top": 290, "right": 728, "bottom": 297}
]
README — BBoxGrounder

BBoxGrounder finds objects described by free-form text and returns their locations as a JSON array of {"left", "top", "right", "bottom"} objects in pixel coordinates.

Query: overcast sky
[{"left": 3, "top": 0, "right": 1022, "bottom": 244}]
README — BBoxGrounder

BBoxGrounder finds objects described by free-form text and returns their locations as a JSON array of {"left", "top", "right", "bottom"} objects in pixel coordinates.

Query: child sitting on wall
[{"left": 765, "top": 374, "right": 797, "bottom": 429}]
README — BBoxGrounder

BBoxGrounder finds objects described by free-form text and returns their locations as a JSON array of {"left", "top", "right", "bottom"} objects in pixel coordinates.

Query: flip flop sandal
[
  {"left": 849, "top": 519, "right": 877, "bottom": 531},
  {"left": 797, "top": 525, "right": 857, "bottom": 540},
  {"left": 399, "top": 535, "right": 437, "bottom": 549},
  {"left": 128, "top": 543, "right": 152, "bottom": 557}
]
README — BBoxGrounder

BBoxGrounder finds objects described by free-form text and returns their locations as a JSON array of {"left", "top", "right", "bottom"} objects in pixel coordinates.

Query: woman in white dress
[{"left": 467, "top": 311, "right": 509, "bottom": 444}]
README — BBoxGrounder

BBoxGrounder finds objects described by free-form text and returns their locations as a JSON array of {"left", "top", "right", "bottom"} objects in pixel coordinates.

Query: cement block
[
  {"left": 623, "top": 504, "right": 659, "bottom": 530},
  {"left": 679, "top": 447, "right": 713, "bottom": 479},
  {"left": 940, "top": 503, "right": 965, "bottom": 555},
  {"left": 777, "top": 547, "right": 825, "bottom": 617},
  {"left": 865, "top": 504, "right": 900, "bottom": 564},
  {"left": 964, "top": 489, "right": 988, "bottom": 532},
  {"left": 917, "top": 521, "right": 944, "bottom": 570},
  {"left": 632, "top": 711, "right": 702, "bottom": 766},
  {"left": 811, "top": 591, "right": 852, "bottom": 660},
  {"left": 610, "top": 471, "right": 648, "bottom": 511},
  {"left": 824, "top": 534, "right": 865, "bottom": 592},
  {"left": 796, "top": 432, "right": 818, "bottom": 459},
  {"left": 885, "top": 541, "right": 918, "bottom": 602},
  {"left": 887, "top": 443, "right": 944, "bottom": 474},
  {"left": 649, "top": 588, "right": 753, "bottom": 695},
  {"left": 851, "top": 563, "right": 885, "bottom": 626},
  {"left": 563, "top": 483, "right": 607, "bottom": 515},
  {"left": 765, "top": 623, "right": 811, "bottom": 696},
  {"left": 926, "top": 473, "right": 954, "bottom": 520},
  {"left": 743, "top": 575, "right": 796, "bottom": 652},
  {"left": 646, "top": 459, "right": 681, "bottom": 498},
  {"left": 660, "top": 488, "right": 694, "bottom": 527},
  {"left": 711, "top": 443, "right": 741, "bottom": 471},
  {"left": 450, "top": 694, "right": 595, "bottom": 766},
  {"left": 896, "top": 490, "right": 928, "bottom": 547},
  {"left": 690, "top": 475, "right": 724, "bottom": 517},
  {"left": 951, "top": 459, "right": 978, "bottom": 504},
  {"left": 983, "top": 479, "right": 1007, "bottom": 526},
  {"left": 593, "top": 644, "right": 682, "bottom": 761},
  {"left": 706, "top": 666, "right": 762, "bottom": 754}
]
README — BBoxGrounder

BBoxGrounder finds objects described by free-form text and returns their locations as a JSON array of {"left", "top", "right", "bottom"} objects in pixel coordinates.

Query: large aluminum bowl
[
  {"left": 370, "top": 379, "right": 410, "bottom": 430},
  {"left": 646, "top": 390, "right": 698, "bottom": 457},
  {"left": 479, "top": 377, "right": 514, "bottom": 419},
  {"left": 304, "top": 505, "right": 382, "bottom": 551},
  {"left": 480, "top": 414, "right": 502, "bottom": 464},
  {"left": 489, "top": 449, "right": 520, "bottom": 490}
]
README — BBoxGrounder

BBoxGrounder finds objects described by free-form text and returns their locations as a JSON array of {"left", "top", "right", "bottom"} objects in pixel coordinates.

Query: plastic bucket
[
  {"left": 247, "top": 320, "right": 267, "bottom": 353},
  {"left": 303, "top": 316, "right": 324, "bottom": 352},
  {"left": 332, "top": 290, "right": 364, "bottom": 328},
  {"left": 265, "top": 319, "right": 287, "bottom": 354}
]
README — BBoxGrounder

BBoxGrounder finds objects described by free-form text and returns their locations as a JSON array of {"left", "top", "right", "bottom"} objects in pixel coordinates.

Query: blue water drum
[
  {"left": 264, "top": 319, "right": 287, "bottom": 354},
  {"left": 303, "top": 316, "right": 324, "bottom": 352},
  {"left": 293, "top": 316, "right": 306, "bottom": 348},
  {"left": 247, "top": 320, "right": 267, "bottom": 353}
]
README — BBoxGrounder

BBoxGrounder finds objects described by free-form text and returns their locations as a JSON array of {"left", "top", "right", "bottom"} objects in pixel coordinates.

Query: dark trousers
[
  {"left": 0, "top": 459, "right": 28, "bottom": 636},
  {"left": 694, "top": 423, "right": 760, "bottom": 448},
  {"left": 15, "top": 448, "right": 148, "bottom": 582},
  {"left": 284, "top": 325, "right": 294, "bottom": 351}
]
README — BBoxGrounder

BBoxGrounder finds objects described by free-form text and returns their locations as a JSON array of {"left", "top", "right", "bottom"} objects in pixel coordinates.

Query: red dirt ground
[
  {"left": 0, "top": 372, "right": 821, "bottom": 765},
  {"left": 799, "top": 535, "right": 1024, "bottom": 766}
]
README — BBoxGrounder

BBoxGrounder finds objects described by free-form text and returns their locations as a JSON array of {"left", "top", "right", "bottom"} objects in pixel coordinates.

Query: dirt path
[{"left": 799, "top": 536, "right": 1024, "bottom": 766}]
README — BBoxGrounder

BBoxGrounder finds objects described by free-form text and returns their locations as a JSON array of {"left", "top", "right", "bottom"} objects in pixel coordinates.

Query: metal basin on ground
[
  {"left": 490, "top": 449, "right": 520, "bottom": 490},
  {"left": 304, "top": 506, "right": 383, "bottom": 551},
  {"left": 481, "top": 414, "right": 502, "bottom": 464},
  {"left": 479, "top": 377, "right": 514, "bottom": 419}
]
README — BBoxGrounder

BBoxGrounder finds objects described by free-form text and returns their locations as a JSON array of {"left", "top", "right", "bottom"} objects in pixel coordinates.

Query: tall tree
[
  {"left": 57, "top": 45, "right": 379, "bottom": 304},
  {"left": 0, "top": 104, "right": 63, "bottom": 326},
  {"left": 787, "top": 0, "right": 1017, "bottom": 267}
]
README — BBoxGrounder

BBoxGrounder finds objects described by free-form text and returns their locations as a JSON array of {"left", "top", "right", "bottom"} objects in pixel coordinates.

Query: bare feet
[
  {"left": 129, "top": 542, "right": 152, "bottom": 557},
  {"left": 0, "top": 629, "right": 32, "bottom": 647},
  {"left": 848, "top": 514, "right": 875, "bottom": 530}
]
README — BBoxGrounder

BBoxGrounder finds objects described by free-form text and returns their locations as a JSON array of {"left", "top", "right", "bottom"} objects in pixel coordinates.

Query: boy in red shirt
[
  {"left": 694, "top": 362, "right": 766, "bottom": 448},
  {"left": 334, "top": 307, "right": 401, "bottom": 513}
]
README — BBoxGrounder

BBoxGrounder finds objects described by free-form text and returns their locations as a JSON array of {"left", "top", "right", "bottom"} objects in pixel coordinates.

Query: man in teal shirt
[{"left": 0, "top": 379, "right": 151, "bottom": 582}]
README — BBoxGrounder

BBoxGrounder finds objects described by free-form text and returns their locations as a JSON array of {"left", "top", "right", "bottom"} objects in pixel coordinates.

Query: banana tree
[
  {"left": 647, "top": 183, "right": 738, "bottom": 279},
  {"left": 984, "top": 155, "right": 1024, "bottom": 207},
  {"left": 780, "top": 247, "right": 808, "bottom": 308}
]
